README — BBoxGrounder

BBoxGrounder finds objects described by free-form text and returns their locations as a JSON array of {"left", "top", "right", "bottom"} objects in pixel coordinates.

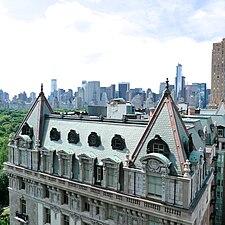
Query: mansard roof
[
  {"left": 187, "top": 126, "right": 204, "bottom": 151},
  {"left": 14, "top": 85, "right": 148, "bottom": 166},
  {"left": 130, "top": 82, "right": 190, "bottom": 175},
  {"left": 42, "top": 117, "right": 146, "bottom": 163}
]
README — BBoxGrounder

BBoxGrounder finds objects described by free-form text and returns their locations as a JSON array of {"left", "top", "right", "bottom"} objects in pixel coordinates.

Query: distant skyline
[{"left": 1, "top": 0, "right": 225, "bottom": 97}]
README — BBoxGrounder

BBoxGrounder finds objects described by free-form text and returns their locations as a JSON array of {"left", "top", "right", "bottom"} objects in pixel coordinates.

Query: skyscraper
[
  {"left": 175, "top": 63, "right": 185, "bottom": 103},
  {"left": 210, "top": 38, "right": 225, "bottom": 106},
  {"left": 51, "top": 79, "right": 57, "bottom": 95},
  {"left": 118, "top": 82, "right": 130, "bottom": 101},
  {"left": 85, "top": 81, "right": 101, "bottom": 105}
]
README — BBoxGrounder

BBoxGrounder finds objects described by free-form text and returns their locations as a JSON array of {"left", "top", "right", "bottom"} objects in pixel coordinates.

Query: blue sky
[{"left": 0, "top": 0, "right": 224, "bottom": 97}]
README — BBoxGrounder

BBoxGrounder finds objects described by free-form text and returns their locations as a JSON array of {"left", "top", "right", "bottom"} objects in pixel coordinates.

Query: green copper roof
[
  {"left": 149, "top": 152, "right": 171, "bottom": 166},
  {"left": 189, "top": 150, "right": 203, "bottom": 163}
]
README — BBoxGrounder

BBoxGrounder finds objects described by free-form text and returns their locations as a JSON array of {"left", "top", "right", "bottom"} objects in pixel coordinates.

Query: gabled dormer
[
  {"left": 9, "top": 84, "right": 54, "bottom": 171},
  {"left": 15, "top": 84, "right": 53, "bottom": 147},
  {"left": 130, "top": 79, "right": 191, "bottom": 175}
]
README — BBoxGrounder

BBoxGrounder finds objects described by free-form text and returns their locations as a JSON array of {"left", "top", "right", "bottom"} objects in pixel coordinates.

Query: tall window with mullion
[
  {"left": 148, "top": 215, "right": 161, "bottom": 225},
  {"left": 83, "top": 161, "right": 90, "bottom": 182},
  {"left": 148, "top": 175, "right": 162, "bottom": 197},
  {"left": 19, "top": 150, "right": 27, "bottom": 166},
  {"left": 62, "top": 214, "right": 70, "bottom": 225},
  {"left": 62, "top": 158, "right": 69, "bottom": 176},
  {"left": 107, "top": 204, "right": 115, "bottom": 220},
  {"left": 20, "top": 198, "right": 26, "bottom": 214},
  {"left": 107, "top": 167, "right": 115, "bottom": 188},
  {"left": 44, "top": 207, "right": 51, "bottom": 224},
  {"left": 43, "top": 154, "right": 50, "bottom": 172}
]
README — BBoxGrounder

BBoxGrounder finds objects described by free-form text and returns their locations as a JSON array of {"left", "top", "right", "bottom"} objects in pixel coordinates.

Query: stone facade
[{"left": 4, "top": 86, "right": 215, "bottom": 225}]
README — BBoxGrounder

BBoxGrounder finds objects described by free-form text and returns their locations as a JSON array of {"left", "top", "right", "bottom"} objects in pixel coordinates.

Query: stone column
[
  {"left": 127, "top": 209, "right": 132, "bottom": 225},
  {"left": 76, "top": 195, "right": 81, "bottom": 212},
  {"left": 79, "top": 161, "right": 83, "bottom": 182},
  {"left": 161, "top": 167, "right": 167, "bottom": 202},
  {"left": 58, "top": 156, "right": 62, "bottom": 176},
  {"left": 89, "top": 160, "right": 94, "bottom": 185},
  {"left": 69, "top": 154, "right": 73, "bottom": 179},
  {"left": 14, "top": 140, "right": 19, "bottom": 165},
  {"left": 115, "top": 165, "right": 120, "bottom": 190},
  {"left": 123, "top": 168, "right": 129, "bottom": 194},
  {"left": 102, "top": 166, "right": 106, "bottom": 187},
  {"left": 49, "top": 151, "right": 54, "bottom": 174}
]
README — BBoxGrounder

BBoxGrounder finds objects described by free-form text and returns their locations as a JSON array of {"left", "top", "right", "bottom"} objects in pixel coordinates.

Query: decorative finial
[
  {"left": 183, "top": 159, "right": 191, "bottom": 178},
  {"left": 41, "top": 83, "right": 43, "bottom": 92},
  {"left": 166, "top": 78, "right": 169, "bottom": 90},
  {"left": 164, "top": 78, "right": 170, "bottom": 97}
]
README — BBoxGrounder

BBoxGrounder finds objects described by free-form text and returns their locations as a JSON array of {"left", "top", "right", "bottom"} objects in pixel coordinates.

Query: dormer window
[
  {"left": 21, "top": 123, "right": 33, "bottom": 138},
  {"left": 106, "top": 167, "right": 117, "bottom": 188},
  {"left": 111, "top": 134, "right": 126, "bottom": 150},
  {"left": 83, "top": 160, "right": 90, "bottom": 182},
  {"left": 218, "top": 128, "right": 223, "bottom": 137},
  {"left": 147, "top": 135, "right": 170, "bottom": 157},
  {"left": 67, "top": 129, "right": 79, "bottom": 144},
  {"left": 43, "top": 153, "right": 50, "bottom": 172},
  {"left": 78, "top": 153, "right": 96, "bottom": 184},
  {"left": 88, "top": 132, "right": 101, "bottom": 147},
  {"left": 62, "top": 158, "right": 69, "bottom": 176},
  {"left": 50, "top": 128, "right": 60, "bottom": 141},
  {"left": 153, "top": 143, "right": 164, "bottom": 154}
]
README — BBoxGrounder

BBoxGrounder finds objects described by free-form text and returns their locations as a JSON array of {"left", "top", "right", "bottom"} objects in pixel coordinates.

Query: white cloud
[{"left": 0, "top": 0, "right": 224, "bottom": 98}]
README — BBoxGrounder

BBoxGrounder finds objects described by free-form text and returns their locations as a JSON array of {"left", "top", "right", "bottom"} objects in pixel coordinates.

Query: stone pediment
[
  {"left": 140, "top": 153, "right": 171, "bottom": 174},
  {"left": 15, "top": 135, "right": 32, "bottom": 148},
  {"left": 102, "top": 156, "right": 122, "bottom": 164},
  {"left": 78, "top": 152, "right": 97, "bottom": 160}
]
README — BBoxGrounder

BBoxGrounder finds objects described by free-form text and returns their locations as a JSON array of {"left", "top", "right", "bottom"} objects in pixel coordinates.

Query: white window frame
[
  {"left": 96, "top": 167, "right": 102, "bottom": 182},
  {"left": 43, "top": 154, "right": 50, "bottom": 172},
  {"left": 107, "top": 167, "right": 115, "bottom": 188},
  {"left": 218, "top": 128, "right": 224, "bottom": 137},
  {"left": 19, "top": 149, "right": 27, "bottom": 166},
  {"left": 153, "top": 143, "right": 164, "bottom": 154},
  {"left": 62, "top": 158, "right": 69, "bottom": 176},
  {"left": 147, "top": 175, "right": 162, "bottom": 197},
  {"left": 83, "top": 161, "right": 90, "bottom": 182}
]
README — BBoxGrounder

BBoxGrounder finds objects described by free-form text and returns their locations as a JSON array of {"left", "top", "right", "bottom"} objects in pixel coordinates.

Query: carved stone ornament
[
  {"left": 67, "top": 129, "right": 79, "bottom": 144},
  {"left": 147, "top": 159, "right": 161, "bottom": 173},
  {"left": 50, "top": 128, "right": 60, "bottom": 141},
  {"left": 111, "top": 134, "right": 126, "bottom": 150},
  {"left": 88, "top": 132, "right": 101, "bottom": 147}
]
